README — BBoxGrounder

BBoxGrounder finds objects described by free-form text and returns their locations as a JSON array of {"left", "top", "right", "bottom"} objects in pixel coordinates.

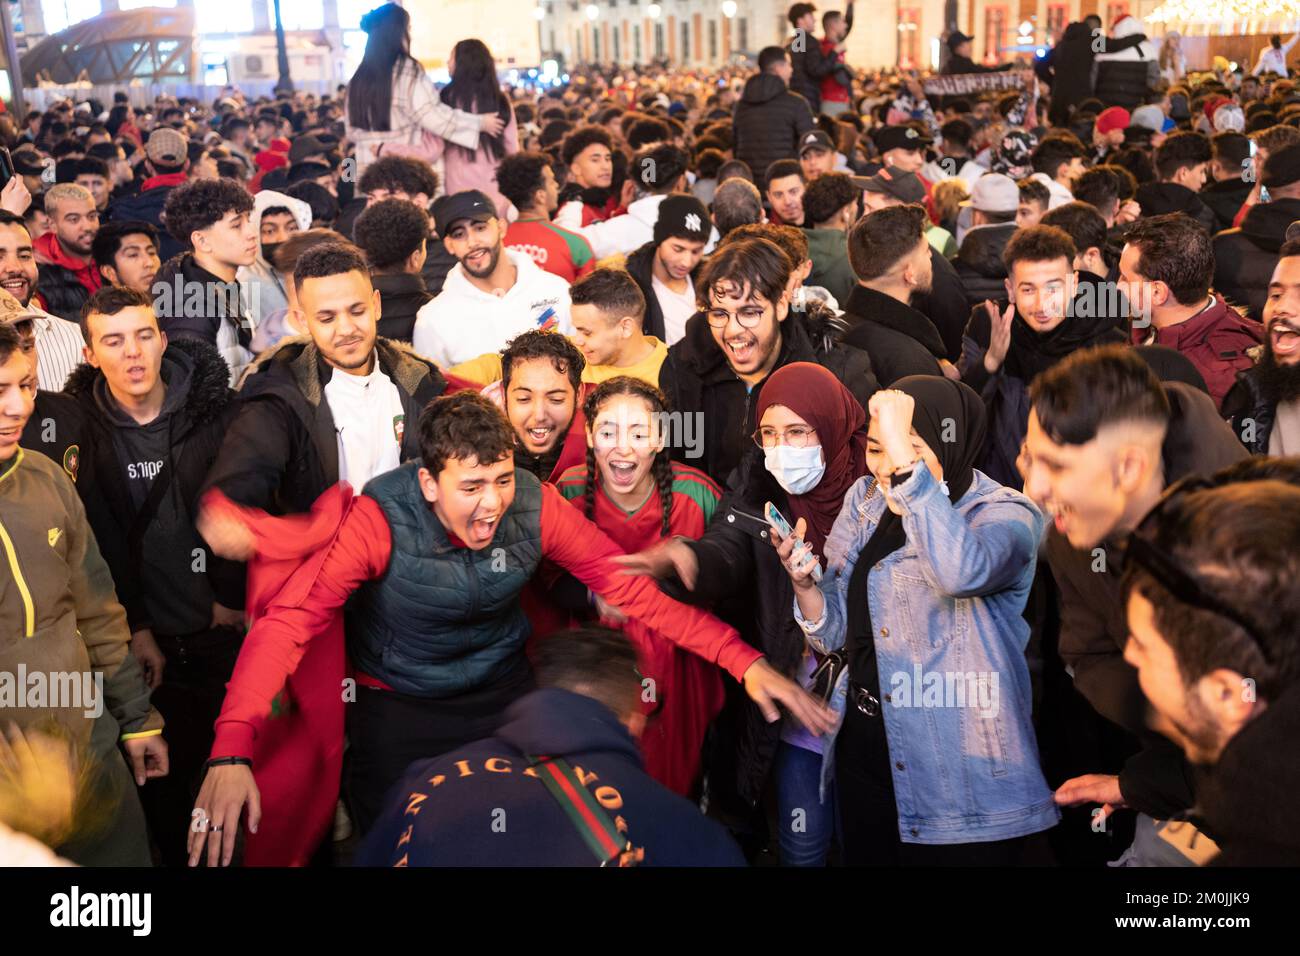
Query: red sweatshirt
[
  {"left": 33, "top": 231, "right": 103, "bottom": 300},
  {"left": 210, "top": 479, "right": 761, "bottom": 760}
]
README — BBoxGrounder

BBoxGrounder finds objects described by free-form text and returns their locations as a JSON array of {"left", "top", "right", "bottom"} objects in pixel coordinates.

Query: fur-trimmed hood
[
  {"left": 238, "top": 334, "right": 445, "bottom": 404},
  {"left": 64, "top": 334, "right": 233, "bottom": 427}
]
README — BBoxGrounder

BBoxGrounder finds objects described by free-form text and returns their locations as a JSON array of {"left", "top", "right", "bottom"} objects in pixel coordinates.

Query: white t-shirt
[
  {"left": 323, "top": 357, "right": 405, "bottom": 492},
  {"left": 652, "top": 274, "right": 697, "bottom": 347}
]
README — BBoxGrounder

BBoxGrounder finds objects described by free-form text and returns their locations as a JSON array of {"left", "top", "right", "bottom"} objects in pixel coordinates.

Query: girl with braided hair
[{"left": 553, "top": 376, "right": 725, "bottom": 796}]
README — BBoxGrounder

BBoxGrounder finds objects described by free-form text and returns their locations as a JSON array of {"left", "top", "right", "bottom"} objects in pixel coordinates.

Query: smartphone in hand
[{"left": 765, "top": 501, "right": 823, "bottom": 583}]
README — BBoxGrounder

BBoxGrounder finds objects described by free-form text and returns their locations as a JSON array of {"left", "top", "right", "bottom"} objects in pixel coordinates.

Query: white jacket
[
  {"left": 554, "top": 194, "right": 720, "bottom": 259},
  {"left": 237, "top": 190, "right": 313, "bottom": 330},
  {"left": 1030, "top": 172, "right": 1074, "bottom": 209},
  {"left": 412, "top": 248, "right": 573, "bottom": 367}
]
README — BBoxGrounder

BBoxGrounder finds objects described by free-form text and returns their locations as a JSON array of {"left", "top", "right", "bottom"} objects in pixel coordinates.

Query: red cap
[
  {"left": 1096, "top": 106, "right": 1131, "bottom": 136},
  {"left": 1204, "top": 95, "right": 1231, "bottom": 122}
]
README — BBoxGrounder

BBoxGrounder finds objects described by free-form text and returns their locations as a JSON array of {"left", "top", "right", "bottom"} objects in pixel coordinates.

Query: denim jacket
[{"left": 795, "top": 464, "right": 1060, "bottom": 845}]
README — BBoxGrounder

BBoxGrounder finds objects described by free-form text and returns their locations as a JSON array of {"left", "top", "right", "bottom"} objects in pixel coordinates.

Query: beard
[
  {"left": 1255, "top": 340, "right": 1300, "bottom": 404},
  {"left": 462, "top": 244, "right": 502, "bottom": 279}
]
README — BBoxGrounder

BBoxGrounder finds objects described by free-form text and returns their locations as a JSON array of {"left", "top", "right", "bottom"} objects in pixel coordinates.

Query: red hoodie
[{"left": 205, "top": 476, "right": 760, "bottom": 863}]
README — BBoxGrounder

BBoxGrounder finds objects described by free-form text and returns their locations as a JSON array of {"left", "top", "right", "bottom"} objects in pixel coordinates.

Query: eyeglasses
[
  {"left": 752, "top": 425, "right": 818, "bottom": 449},
  {"left": 705, "top": 306, "right": 766, "bottom": 329},
  {"left": 1123, "top": 475, "right": 1271, "bottom": 662}
]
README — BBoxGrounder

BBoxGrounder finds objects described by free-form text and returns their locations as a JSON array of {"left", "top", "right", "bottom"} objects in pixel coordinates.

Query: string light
[{"left": 1146, "top": 0, "right": 1300, "bottom": 27}]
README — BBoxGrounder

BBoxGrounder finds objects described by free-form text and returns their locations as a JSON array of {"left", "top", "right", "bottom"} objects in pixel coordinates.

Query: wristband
[{"left": 206, "top": 756, "right": 253, "bottom": 770}]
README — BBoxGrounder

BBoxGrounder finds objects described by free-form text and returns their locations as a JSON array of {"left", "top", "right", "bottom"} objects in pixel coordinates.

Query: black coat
[
  {"left": 1094, "top": 58, "right": 1157, "bottom": 110},
  {"left": 942, "top": 53, "right": 1012, "bottom": 75},
  {"left": 685, "top": 445, "right": 818, "bottom": 807},
  {"left": 625, "top": 240, "right": 703, "bottom": 343},
  {"left": 658, "top": 309, "right": 877, "bottom": 486},
  {"left": 952, "top": 222, "right": 1015, "bottom": 313},
  {"left": 372, "top": 272, "right": 432, "bottom": 344},
  {"left": 912, "top": 245, "right": 972, "bottom": 361},
  {"left": 1134, "top": 181, "right": 1219, "bottom": 236},
  {"left": 203, "top": 336, "right": 447, "bottom": 515},
  {"left": 787, "top": 35, "right": 833, "bottom": 111},
  {"left": 838, "top": 284, "right": 946, "bottom": 384},
  {"left": 1044, "top": 383, "right": 1248, "bottom": 815},
  {"left": 1036, "top": 23, "right": 1149, "bottom": 125},
  {"left": 107, "top": 182, "right": 184, "bottom": 262},
  {"left": 63, "top": 337, "right": 244, "bottom": 634},
  {"left": 1201, "top": 176, "right": 1253, "bottom": 233},
  {"left": 1213, "top": 197, "right": 1300, "bottom": 322},
  {"left": 733, "top": 73, "right": 815, "bottom": 190},
  {"left": 1197, "top": 684, "right": 1300, "bottom": 865},
  {"left": 1222, "top": 362, "right": 1278, "bottom": 454},
  {"left": 35, "top": 263, "right": 91, "bottom": 324}
]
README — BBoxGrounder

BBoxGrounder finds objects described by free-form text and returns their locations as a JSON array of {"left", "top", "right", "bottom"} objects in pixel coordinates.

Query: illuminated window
[
  {"left": 1046, "top": 3, "right": 1067, "bottom": 42},
  {"left": 41, "top": 0, "right": 103, "bottom": 34},
  {"left": 984, "top": 5, "right": 1007, "bottom": 63},
  {"left": 195, "top": 0, "right": 254, "bottom": 34},
  {"left": 898, "top": 8, "right": 919, "bottom": 69}
]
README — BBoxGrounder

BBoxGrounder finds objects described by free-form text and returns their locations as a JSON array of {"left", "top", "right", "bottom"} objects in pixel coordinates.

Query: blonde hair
[
  {"left": 44, "top": 183, "right": 95, "bottom": 215},
  {"left": 932, "top": 179, "right": 970, "bottom": 228}
]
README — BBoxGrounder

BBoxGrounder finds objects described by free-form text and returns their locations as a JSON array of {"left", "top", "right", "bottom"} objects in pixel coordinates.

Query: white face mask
[{"left": 763, "top": 444, "right": 825, "bottom": 496}]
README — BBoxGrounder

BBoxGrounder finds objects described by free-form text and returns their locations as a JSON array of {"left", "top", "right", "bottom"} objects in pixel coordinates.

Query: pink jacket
[{"left": 434, "top": 108, "right": 519, "bottom": 218}]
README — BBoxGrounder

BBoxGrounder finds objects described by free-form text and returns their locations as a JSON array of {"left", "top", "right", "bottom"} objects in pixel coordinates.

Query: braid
[
  {"left": 653, "top": 454, "right": 675, "bottom": 537},
  {"left": 583, "top": 441, "right": 598, "bottom": 522}
]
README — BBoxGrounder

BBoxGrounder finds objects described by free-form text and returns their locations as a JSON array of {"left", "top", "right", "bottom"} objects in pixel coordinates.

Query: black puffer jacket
[
  {"left": 733, "top": 73, "right": 815, "bottom": 190},
  {"left": 372, "top": 272, "right": 432, "bottom": 344},
  {"left": 1222, "top": 361, "right": 1279, "bottom": 454},
  {"left": 1094, "top": 58, "right": 1157, "bottom": 110},
  {"left": 1212, "top": 197, "right": 1300, "bottom": 322},
  {"left": 787, "top": 35, "right": 832, "bottom": 112},
  {"left": 63, "top": 337, "right": 243, "bottom": 634},
  {"left": 658, "top": 309, "right": 878, "bottom": 485},
  {"left": 952, "top": 222, "right": 1015, "bottom": 312},
  {"left": 1201, "top": 176, "right": 1253, "bottom": 233},
  {"left": 684, "top": 446, "right": 816, "bottom": 808},
  {"left": 34, "top": 264, "right": 91, "bottom": 324},
  {"left": 912, "top": 245, "right": 973, "bottom": 361},
  {"left": 1134, "top": 181, "right": 1219, "bottom": 235},
  {"left": 107, "top": 182, "right": 184, "bottom": 262},
  {"left": 625, "top": 240, "right": 703, "bottom": 343},
  {"left": 203, "top": 336, "right": 447, "bottom": 515}
]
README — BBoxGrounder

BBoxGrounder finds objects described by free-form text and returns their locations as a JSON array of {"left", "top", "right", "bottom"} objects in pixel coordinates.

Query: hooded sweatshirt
[
  {"left": 1213, "top": 196, "right": 1300, "bottom": 322},
  {"left": 553, "top": 193, "right": 720, "bottom": 260},
  {"left": 1134, "top": 180, "right": 1219, "bottom": 234},
  {"left": 92, "top": 349, "right": 214, "bottom": 636},
  {"left": 237, "top": 189, "right": 313, "bottom": 330},
  {"left": 412, "top": 248, "right": 574, "bottom": 367},
  {"left": 733, "top": 72, "right": 817, "bottom": 190}
]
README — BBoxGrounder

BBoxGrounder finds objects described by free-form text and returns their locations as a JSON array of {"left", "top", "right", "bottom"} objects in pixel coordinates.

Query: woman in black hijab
[{"left": 773, "top": 377, "right": 1060, "bottom": 865}]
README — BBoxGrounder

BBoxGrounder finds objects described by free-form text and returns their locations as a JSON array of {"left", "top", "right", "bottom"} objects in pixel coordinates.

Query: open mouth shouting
[
  {"left": 725, "top": 332, "right": 759, "bottom": 368},
  {"left": 605, "top": 458, "right": 642, "bottom": 489},
  {"left": 466, "top": 511, "right": 500, "bottom": 546},
  {"left": 0, "top": 274, "right": 30, "bottom": 301},
  {"left": 521, "top": 421, "right": 556, "bottom": 452}
]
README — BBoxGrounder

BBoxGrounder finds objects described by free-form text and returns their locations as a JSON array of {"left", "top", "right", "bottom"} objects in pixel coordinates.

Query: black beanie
[{"left": 653, "top": 194, "right": 711, "bottom": 246}]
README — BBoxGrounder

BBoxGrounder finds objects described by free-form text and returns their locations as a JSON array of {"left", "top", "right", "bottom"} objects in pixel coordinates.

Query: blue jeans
[{"left": 774, "top": 741, "right": 837, "bottom": 866}]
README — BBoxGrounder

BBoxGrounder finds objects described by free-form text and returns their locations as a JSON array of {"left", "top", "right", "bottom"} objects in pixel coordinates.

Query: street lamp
[
  {"left": 534, "top": 5, "right": 546, "bottom": 20},
  {"left": 648, "top": 3, "right": 662, "bottom": 19},
  {"left": 586, "top": 3, "right": 599, "bottom": 20},
  {"left": 722, "top": 0, "right": 737, "bottom": 17}
]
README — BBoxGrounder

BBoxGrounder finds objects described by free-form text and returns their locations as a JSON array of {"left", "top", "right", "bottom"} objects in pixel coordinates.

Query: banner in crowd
[{"left": 923, "top": 73, "right": 1023, "bottom": 96}]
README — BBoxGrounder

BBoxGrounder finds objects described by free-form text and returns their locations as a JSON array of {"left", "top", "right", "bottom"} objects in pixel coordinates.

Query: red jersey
[
  {"left": 553, "top": 460, "right": 726, "bottom": 795},
  {"left": 505, "top": 217, "right": 597, "bottom": 283}
]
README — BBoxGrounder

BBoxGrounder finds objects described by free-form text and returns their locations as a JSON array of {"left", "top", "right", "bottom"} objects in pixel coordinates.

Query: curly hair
[
  {"left": 500, "top": 329, "right": 585, "bottom": 394},
  {"left": 356, "top": 154, "right": 438, "bottom": 200},
  {"left": 494, "top": 151, "right": 552, "bottom": 212},
  {"left": 581, "top": 376, "right": 675, "bottom": 535},
  {"left": 162, "top": 178, "right": 254, "bottom": 244},
  {"left": 292, "top": 240, "right": 369, "bottom": 290},
  {"left": 720, "top": 222, "right": 809, "bottom": 268},
  {"left": 560, "top": 124, "right": 614, "bottom": 167},
  {"left": 418, "top": 391, "right": 516, "bottom": 476},
  {"left": 353, "top": 198, "right": 429, "bottom": 271}
]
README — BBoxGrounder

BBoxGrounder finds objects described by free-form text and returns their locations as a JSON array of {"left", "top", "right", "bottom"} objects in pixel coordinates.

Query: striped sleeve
[
  {"left": 36, "top": 316, "right": 86, "bottom": 392},
  {"left": 670, "top": 462, "right": 722, "bottom": 524},
  {"left": 554, "top": 464, "right": 590, "bottom": 501},
  {"left": 547, "top": 222, "right": 596, "bottom": 275}
]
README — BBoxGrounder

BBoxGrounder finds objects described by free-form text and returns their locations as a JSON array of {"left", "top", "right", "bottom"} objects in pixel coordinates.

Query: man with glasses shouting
[{"left": 657, "top": 235, "right": 877, "bottom": 484}]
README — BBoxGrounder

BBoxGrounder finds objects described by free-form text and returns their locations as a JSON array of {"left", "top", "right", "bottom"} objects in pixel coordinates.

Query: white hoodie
[
  {"left": 554, "top": 193, "right": 720, "bottom": 259},
  {"left": 412, "top": 248, "right": 573, "bottom": 367},
  {"left": 236, "top": 189, "right": 313, "bottom": 330}
]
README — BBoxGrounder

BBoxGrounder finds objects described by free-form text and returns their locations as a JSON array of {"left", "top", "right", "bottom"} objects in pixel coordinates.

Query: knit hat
[
  {"left": 1095, "top": 106, "right": 1130, "bottom": 136},
  {"left": 653, "top": 195, "right": 711, "bottom": 246},
  {"left": 1263, "top": 142, "right": 1300, "bottom": 189},
  {"left": 145, "top": 127, "right": 188, "bottom": 166},
  {"left": 1129, "top": 104, "right": 1166, "bottom": 133}
]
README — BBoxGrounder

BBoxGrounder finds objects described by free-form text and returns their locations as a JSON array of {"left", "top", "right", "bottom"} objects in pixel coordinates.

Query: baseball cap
[
  {"left": 1263, "top": 142, "right": 1300, "bottom": 190},
  {"left": 431, "top": 190, "right": 498, "bottom": 238},
  {"left": 872, "top": 124, "right": 933, "bottom": 155},
  {"left": 861, "top": 168, "right": 926, "bottom": 204},
  {"left": 146, "top": 127, "right": 188, "bottom": 166},
  {"left": 1129, "top": 105, "right": 1166, "bottom": 133},
  {"left": 11, "top": 146, "right": 47, "bottom": 177},
  {"left": 947, "top": 31, "right": 974, "bottom": 50},
  {"left": 289, "top": 134, "right": 332, "bottom": 165},
  {"left": 799, "top": 130, "right": 835, "bottom": 157},
  {"left": 961, "top": 172, "right": 1019, "bottom": 214}
]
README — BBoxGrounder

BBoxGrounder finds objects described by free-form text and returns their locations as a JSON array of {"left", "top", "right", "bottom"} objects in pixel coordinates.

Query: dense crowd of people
[{"left": 1, "top": 1, "right": 1298, "bottom": 869}]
